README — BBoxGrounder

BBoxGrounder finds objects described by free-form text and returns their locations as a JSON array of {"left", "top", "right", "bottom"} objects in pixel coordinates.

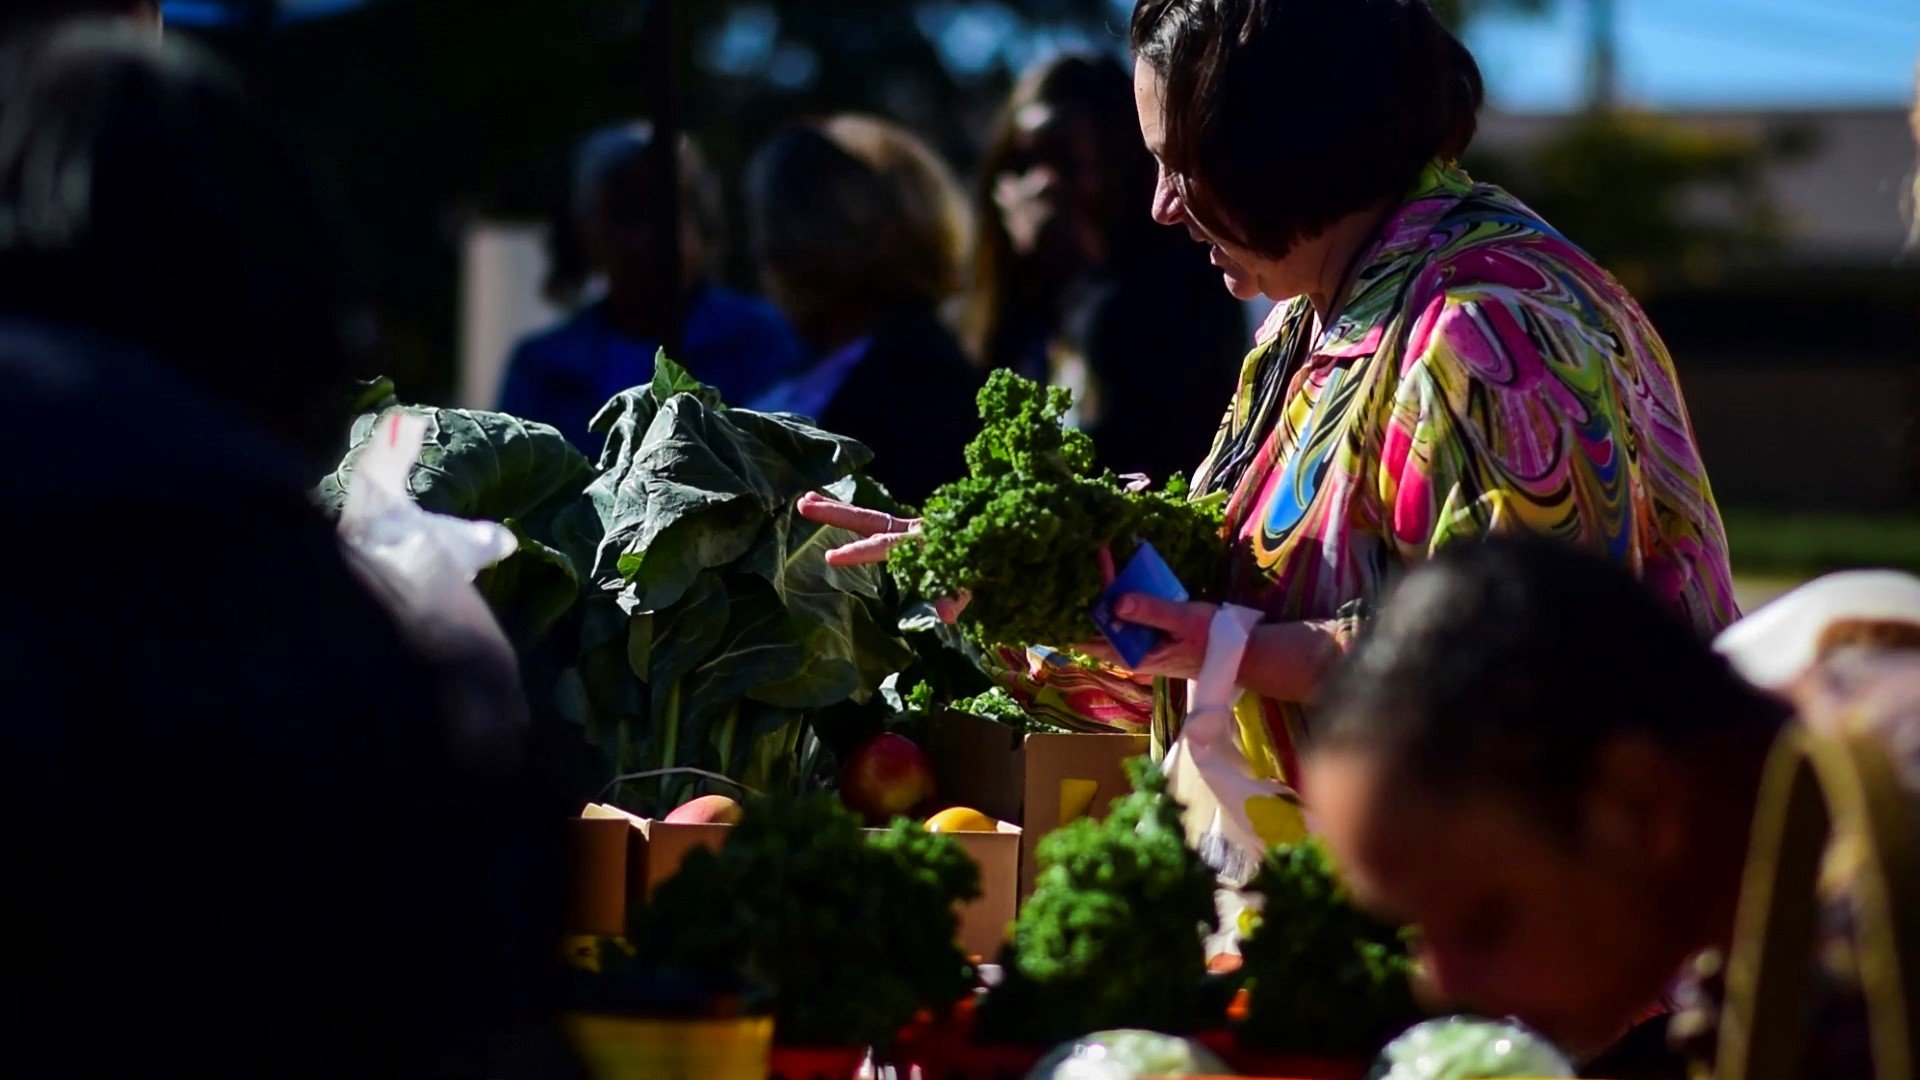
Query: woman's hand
[
  {"left": 1079, "top": 594, "right": 1219, "bottom": 681},
  {"left": 796, "top": 491, "right": 969, "bottom": 622},
  {"left": 1081, "top": 596, "right": 1346, "bottom": 703},
  {"left": 796, "top": 491, "right": 918, "bottom": 565}
]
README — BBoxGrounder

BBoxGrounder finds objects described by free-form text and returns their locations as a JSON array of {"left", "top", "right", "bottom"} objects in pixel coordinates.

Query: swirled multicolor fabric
[{"left": 1178, "top": 160, "right": 1738, "bottom": 784}]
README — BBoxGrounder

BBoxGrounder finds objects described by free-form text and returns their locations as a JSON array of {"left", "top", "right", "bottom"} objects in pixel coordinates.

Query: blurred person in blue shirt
[{"left": 498, "top": 122, "right": 802, "bottom": 454}]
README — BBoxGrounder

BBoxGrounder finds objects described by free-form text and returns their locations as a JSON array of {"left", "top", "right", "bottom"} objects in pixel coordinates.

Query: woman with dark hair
[
  {"left": 498, "top": 123, "right": 802, "bottom": 453},
  {"left": 747, "top": 114, "right": 982, "bottom": 505},
  {"left": 966, "top": 53, "right": 1247, "bottom": 481},
  {"left": 809, "top": 0, "right": 1736, "bottom": 807}
]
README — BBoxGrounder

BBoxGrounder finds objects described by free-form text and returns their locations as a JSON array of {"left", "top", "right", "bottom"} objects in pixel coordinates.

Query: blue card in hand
[{"left": 1091, "top": 540, "right": 1189, "bottom": 669}]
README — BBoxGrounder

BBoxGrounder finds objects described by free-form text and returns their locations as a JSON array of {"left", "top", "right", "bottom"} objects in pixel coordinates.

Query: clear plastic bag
[
  {"left": 336, "top": 411, "right": 528, "bottom": 772},
  {"left": 1024, "top": 1029, "right": 1229, "bottom": 1080},
  {"left": 1370, "top": 1017, "right": 1574, "bottom": 1080},
  {"left": 1163, "top": 604, "right": 1310, "bottom": 883}
]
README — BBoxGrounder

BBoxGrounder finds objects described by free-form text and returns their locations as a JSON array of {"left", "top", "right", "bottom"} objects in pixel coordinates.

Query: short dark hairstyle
[
  {"left": 1311, "top": 539, "right": 1789, "bottom": 830},
  {"left": 0, "top": 23, "right": 358, "bottom": 453},
  {"left": 1131, "top": 0, "right": 1484, "bottom": 258}
]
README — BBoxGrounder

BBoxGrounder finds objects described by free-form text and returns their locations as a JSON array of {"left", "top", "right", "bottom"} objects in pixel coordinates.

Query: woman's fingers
[
  {"left": 932, "top": 591, "right": 971, "bottom": 624},
  {"left": 796, "top": 491, "right": 916, "bottom": 537},
  {"left": 823, "top": 530, "right": 915, "bottom": 566},
  {"left": 1114, "top": 593, "right": 1189, "bottom": 631},
  {"left": 1076, "top": 639, "right": 1124, "bottom": 667},
  {"left": 1097, "top": 542, "right": 1117, "bottom": 587}
]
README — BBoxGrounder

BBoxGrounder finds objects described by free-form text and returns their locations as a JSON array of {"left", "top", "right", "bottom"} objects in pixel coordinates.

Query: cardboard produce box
[
  {"left": 566, "top": 804, "right": 1022, "bottom": 960},
  {"left": 927, "top": 710, "right": 1151, "bottom": 898}
]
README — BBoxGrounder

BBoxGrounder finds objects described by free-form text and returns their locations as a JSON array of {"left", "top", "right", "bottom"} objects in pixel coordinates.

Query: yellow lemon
[{"left": 924, "top": 806, "right": 999, "bottom": 833}]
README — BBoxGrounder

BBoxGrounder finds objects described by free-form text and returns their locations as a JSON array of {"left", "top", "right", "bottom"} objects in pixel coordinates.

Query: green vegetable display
[
  {"left": 317, "top": 356, "right": 918, "bottom": 813},
  {"left": 950, "top": 685, "right": 1068, "bottom": 734},
  {"left": 1236, "top": 839, "right": 1422, "bottom": 1053},
  {"left": 980, "top": 758, "right": 1220, "bottom": 1043},
  {"left": 634, "top": 792, "right": 979, "bottom": 1048},
  {"left": 890, "top": 371, "right": 1225, "bottom": 649},
  {"left": 950, "top": 686, "right": 1028, "bottom": 726}
]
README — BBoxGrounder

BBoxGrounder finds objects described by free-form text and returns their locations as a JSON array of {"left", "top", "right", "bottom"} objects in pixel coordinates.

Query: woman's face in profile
[{"left": 993, "top": 101, "right": 1112, "bottom": 273}]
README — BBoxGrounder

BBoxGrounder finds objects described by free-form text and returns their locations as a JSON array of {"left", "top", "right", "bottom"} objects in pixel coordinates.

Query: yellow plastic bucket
[{"left": 566, "top": 1013, "right": 774, "bottom": 1080}]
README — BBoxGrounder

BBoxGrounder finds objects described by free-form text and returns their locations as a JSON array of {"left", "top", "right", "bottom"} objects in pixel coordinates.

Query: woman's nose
[{"left": 1150, "top": 171, "right": 1184, "bottom": 226}]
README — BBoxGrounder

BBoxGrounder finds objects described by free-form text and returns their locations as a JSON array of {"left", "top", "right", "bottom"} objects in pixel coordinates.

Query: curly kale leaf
[
  {"left": 979, "top": 758, "right": 1220, "bottom": 1043},
  {"left": 1236, "top": 839, "right": 1422, "bottom": 1053},
  {"left": 638, "top": 793, "right": 976, "bottom": 1048},
  {"left": 890, "top": 371, "right": 1225, "bottom": 648}
]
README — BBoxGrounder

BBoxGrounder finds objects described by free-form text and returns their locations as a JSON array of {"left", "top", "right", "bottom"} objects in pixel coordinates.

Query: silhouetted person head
[
  {"left": 0, "top": 22, "right": 358, "bottom": 454},
  {"left": 747, "top": 114, "right": 968, "bottom": 352},
  {"left": 541, "top": 122, "right": 722, "bottom": 315},
  {"left": 1306, "top": 538, "right": 1787, "bottom": 1054}
]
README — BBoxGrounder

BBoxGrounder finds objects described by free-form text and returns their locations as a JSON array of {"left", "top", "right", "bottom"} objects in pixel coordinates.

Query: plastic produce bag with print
[
  {"left": 336, "top": 410, "right": 528, "bottom": 771},
  {"left": 1162, "top": 604, "right": 1309, "bottom": 889}
]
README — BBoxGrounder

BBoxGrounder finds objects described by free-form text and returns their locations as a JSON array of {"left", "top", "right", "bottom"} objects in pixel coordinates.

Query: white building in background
[{"left": 457, "top": 222, "right": 563, "bottom": 410}]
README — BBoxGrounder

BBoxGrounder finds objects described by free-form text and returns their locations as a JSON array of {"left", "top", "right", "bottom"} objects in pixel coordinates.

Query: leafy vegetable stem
[
  {"left": 659, "top": 678, "right": 682, "bottom": 800},
  {"left": 598, "top": 767, "right": 760, "bottom": 800},
  {"left": 715, "top": 703, "right": 739, "bottom": 772}
]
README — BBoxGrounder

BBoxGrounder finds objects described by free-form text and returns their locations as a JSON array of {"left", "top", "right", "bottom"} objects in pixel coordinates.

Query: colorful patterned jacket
[{"left": 1015, "top": 161, "right": 1738, "bottom": 792}]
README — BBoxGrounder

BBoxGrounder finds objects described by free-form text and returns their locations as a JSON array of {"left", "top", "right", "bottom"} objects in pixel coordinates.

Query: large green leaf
[
  {"left": 315, "top": 405, "right": 590, "bottom": 526},
  {"left": 740, "top": 508, "right": 914, "bottom": 709},
  {"left": 474, "top": 527, "right": 581, "bottom": 650},
  {"left": 609, "top": 394, "right": 871, "bottom": 612}
]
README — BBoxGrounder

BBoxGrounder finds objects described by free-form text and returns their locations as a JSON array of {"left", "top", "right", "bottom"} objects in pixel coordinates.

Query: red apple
[
  {"left": 840, "top": 733, "right": 936, "bottom": 823},
  {"left": 664, "top": 794, "right": 743, "bottom": 825}
]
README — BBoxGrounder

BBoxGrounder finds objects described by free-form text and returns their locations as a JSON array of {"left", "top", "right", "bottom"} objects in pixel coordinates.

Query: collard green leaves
[{"left": 318, "top": 354, "right": 915, "bottom": 816}]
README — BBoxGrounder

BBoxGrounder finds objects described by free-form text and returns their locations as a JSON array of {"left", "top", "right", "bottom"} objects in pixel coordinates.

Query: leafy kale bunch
[
  {"left": 890, "top": 370, "right": 1225, "bottom": 649},
  {"left": 1236, "top": 839, "right": 1422, "bottom": 1053},
  {"left": 636, "top": 792, "right": 979, "bottom": 1048},
  {"left": 317, "top": 355, "right": 917, "bottom": 814},
  {"left": 950, "top": 686, "right": 1027, "bottom": 727},
  {"left": 978, "top": 757, "right": 1220, "bottom": 1044}
]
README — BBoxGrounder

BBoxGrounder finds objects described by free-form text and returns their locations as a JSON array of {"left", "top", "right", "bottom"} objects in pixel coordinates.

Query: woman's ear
[{"left": 1583, "top": 735, "right": 1692, "bottom": 868}]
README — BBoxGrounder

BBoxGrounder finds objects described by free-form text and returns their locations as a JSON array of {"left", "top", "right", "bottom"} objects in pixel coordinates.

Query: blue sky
[
  {"left": 1467, "top": 0, "right": 1920, "bottom": 111},
  {"left": 163, "top": 0, "right": 1918, "bottom": 114}
]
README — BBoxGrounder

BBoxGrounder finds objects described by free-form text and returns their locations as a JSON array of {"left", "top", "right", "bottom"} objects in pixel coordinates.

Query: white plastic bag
[
  {"left": 1715, "top": 569, "right": 1920, "bottom": 690},
  {"left": 337, "top": 411, "right": 528, "bottom": 771},
  {"left": 1162, "top": 604, "right": 1308, "bottom": 888}
]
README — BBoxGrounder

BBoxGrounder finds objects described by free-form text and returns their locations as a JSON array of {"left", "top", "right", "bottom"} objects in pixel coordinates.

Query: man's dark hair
[
  {"left": 1131, "top": 0, "right": 1483, "bottom": 258},
  {"left": 0, "top": 23, "right": 358, "bottom": 453},
  {"left": 1312, "top": 539, "right": 1789, "bottom": 829}
]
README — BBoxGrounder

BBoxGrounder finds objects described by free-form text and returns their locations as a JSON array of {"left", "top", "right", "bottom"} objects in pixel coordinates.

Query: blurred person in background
[
  {"left": 0, "top": 23, "right": 572, "bottom": 1078},
  {"left": 747, "top": 114, "right": 982, "bottom": 505},
  {"left": 965, "top": 52, "right": 1247, "bottom": 482},
  {"left": 499, "top": 122, "right": 802, "bottom": 453},
  {"left": 1309, "top": 540, "right": 1920, "bottom": 1077}
]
